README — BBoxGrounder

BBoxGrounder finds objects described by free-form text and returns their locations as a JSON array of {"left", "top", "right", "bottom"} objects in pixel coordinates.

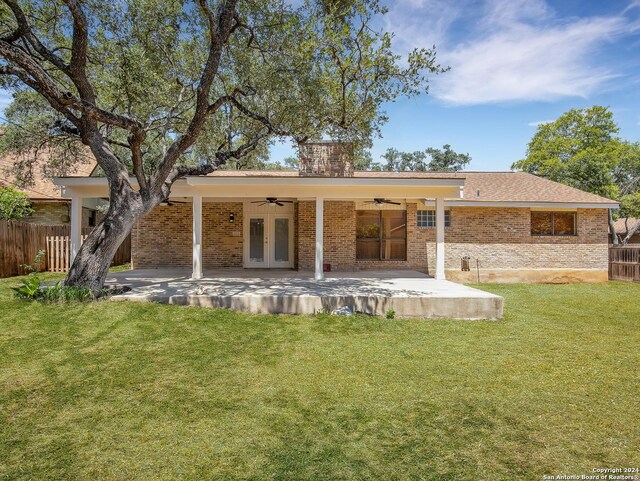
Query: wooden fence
[
  {"left": 609, "top": 246, "right": 640, "bottom": 282},
  {"left": 0, "top": 220, "right": 131, "bottom": 278},
  {"left": 45, "top": 233, "right": 131, "bottom": 273}
]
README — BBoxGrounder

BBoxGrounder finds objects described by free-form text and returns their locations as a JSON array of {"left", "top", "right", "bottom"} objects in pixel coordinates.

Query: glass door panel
[
  {"left": 273, "top": 218, "right": 290, "bottom": 263},
  {"left": 249, "top": 217, "right": 266, "bottom": 264}
]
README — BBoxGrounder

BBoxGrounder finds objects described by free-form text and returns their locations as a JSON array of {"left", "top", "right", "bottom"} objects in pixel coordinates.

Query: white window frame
[{"left": 417, "top": 209, "right": 450, "bottom": 228}]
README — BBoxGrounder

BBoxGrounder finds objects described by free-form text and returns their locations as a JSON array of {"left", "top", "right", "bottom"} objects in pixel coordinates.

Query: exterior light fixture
[{"left": 229, "top": 212, "right": 235, "bottom": 223}]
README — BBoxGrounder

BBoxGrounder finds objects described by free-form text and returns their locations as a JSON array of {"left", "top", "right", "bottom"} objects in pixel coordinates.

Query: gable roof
[{"left": 0, "top": 152, "right": 96, "bottom": 201}]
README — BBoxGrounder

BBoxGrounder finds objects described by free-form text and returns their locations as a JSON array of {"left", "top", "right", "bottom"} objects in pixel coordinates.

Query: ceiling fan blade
[
  {"left": 383, "top": 200, "right": 401, "bottom": 205},
  {"left": 276, "top": 202, "right": 284, "bottom": 206},
  {"left": 279, "top": 200, "right": 294, "bottom": 203},
  {"left": 257, "top": 202, "right": 267, "bottom": 206},
  {"left": 251, "top": 200, "right": 263, "bottom": 203}
]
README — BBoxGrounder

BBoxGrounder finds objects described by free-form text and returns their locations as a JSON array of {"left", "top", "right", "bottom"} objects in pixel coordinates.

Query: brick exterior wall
[
  {"left": 415, "top": 207, "right": 609, "bottom": 272},
  {"left": 24, "top": 201, "right": 97, "bottom": 227},
  {"left": 298, "top": 142, "right": 354, "bottom": 177},
  {"left": 132, "top": 202, "right": 243, "bottom": 269},
  {"left": 132, "top": 201, "right": 609, "bottom": 277}
]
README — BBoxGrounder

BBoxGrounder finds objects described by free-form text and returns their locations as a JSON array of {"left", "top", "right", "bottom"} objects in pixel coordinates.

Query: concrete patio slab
[{"left": 106, "top": 269, "right": 503, "bottom": 320}]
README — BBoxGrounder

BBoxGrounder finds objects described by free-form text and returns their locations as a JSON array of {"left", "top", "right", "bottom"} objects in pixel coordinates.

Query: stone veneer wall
[{"left": 132, "top": 202, "right": 243, "bottom": 269}]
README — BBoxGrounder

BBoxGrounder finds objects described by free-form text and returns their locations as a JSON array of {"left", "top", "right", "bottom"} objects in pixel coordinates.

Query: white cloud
[{"left": 384, "top": 0, "right": 640, "bottom": 105}]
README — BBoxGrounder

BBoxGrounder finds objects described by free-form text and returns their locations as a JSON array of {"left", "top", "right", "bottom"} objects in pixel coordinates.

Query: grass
[{"left": 0, "top": 273, "right": 638, "bottom": 480}]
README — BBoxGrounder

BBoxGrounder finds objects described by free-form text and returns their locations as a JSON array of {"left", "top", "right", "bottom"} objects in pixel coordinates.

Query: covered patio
[
  {"left": 54, "top": 172, "right": 464, "bottom": 281},
  {"left": 105, "top": 269, "right": 504, "bottom": 320}
]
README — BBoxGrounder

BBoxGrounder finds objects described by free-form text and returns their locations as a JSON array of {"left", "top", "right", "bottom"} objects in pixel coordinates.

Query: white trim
[
  {"left": 315, "top": 197, "right": 324, "bottom": 280},
  {"left": 54, "top": 176, "right": 465, "bottom": 188},
  {"left": 192, "top": 195, "right": 203, "bottom": 279},
  {"left": 422, "top": 200, "right": 618, "bottom": 209},
  {"left": 69, "top": 196, "right": 82, "bottom": 264},
  {"left": 435, "top": 197, "right": 445, "bottom": 280},
  {"left": 186, "top": 177, "right": 464, "bottom": 187}
]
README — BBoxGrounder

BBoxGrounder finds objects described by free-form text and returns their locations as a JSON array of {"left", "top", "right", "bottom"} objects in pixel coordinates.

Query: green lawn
[{"left": 0, "top": 274, "right": 638, "bottom": 480}]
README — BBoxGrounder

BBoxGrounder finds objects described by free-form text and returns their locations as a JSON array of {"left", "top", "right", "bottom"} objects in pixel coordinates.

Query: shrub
[
  {"left": 12, "top": 275, "right": 41, "bottom": 300},
  {"left": 0, "top": 186, "right": 33, "bottom": 220},
  {"left": 386, "top": 309, "right": 396, "bottom": 320},
  {"left": 13, "top": 252, "right": 105, "bottom": 303}
]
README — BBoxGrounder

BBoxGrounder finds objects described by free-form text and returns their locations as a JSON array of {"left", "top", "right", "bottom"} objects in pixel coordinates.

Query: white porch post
[
  {"left": 435, "top": 196, "right": 446, "bottom": 280},
  {"left": 192, "top": 194, "right": 203, "bottom": 279},
  {"left": 315, "top": 196, "right": 324, "bottom": 280},
  {"left": 70, "top": 196, "right": 82, "bottom": 264}
]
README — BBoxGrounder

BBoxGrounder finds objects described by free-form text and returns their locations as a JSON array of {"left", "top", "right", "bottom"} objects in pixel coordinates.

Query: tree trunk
[
  {"left": 621, "top": 221, "right": 640, "bottom": 245},
  {"left": 608, "top": 209, "right": 618, "bottom": 246},
  {"left": 65, "top": 185, "right": 146, "bottom": 292}
]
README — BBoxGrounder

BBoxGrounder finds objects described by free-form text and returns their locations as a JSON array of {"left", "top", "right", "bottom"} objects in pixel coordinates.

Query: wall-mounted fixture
[{"left": 229, "top": 212, "right": 235, "bottom": 223}]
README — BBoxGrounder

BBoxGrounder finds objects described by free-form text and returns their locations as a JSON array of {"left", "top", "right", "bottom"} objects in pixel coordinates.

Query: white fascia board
[
  {"left": 422, "top": 200, "right": 619, "bottom": 209},
  {"left": 53, "top": 176, "right": 465, "bottom": 188},
  {"left": 185, "top": 176, "right": 465, "bottom": 187}
]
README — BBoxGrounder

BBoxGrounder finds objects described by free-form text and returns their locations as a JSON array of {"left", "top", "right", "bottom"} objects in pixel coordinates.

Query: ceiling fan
[
  {"left": 159, "top": 198, "right": 189, "bottom": 206},
  {"left": 365, "top": 198, "right": 402, "bottom": 206},
  {"left": 251, "top": 197, "right": 294, "bottom": 207}
]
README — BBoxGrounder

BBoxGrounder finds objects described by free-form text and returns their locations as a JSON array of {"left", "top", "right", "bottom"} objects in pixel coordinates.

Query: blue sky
[
  {"left": 2, "top": 0, "right": 640, "bottom": 171},
  {"left": 276, "top": 0, "right": 640, "bottom": 170}
]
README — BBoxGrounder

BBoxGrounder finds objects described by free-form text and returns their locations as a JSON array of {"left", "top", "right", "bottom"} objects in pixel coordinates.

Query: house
[
  {"left": 611, "top": 218, "right": 640, "bottom": 244},
  {"left": 0, "top": 151, "right": 100, "bottom": 226},
  {"left": 54, "top": 142, "right": 617, "bottom": 283}
]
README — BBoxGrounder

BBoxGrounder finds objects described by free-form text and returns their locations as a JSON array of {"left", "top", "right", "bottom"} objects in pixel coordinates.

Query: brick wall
[
  {"left": 298, "top": 203, "right": 609, "bottom": 273},
  {"left": 133, "top": 200, "right": 609, "bottom": 275},
  {"left": 202, "top": 202, "right": 243, "bottom": 268},
  {"left": 414, "top": 207, "right": 609, "bottom": 272},
  {"left": 25, "top": 201, "right": 97, "bottom": 228},
  {"left": 298, "top": 142, "right": 354, "bottom": 177},
  {"left": 297, "top": 200, "right": 358, "bottom": 270},
  {"left": 132, "top": 202, "right": 243, "bottom": 269}
]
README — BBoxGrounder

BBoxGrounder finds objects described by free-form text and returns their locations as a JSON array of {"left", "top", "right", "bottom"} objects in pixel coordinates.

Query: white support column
[
  {"left": 70, "top": 196, "right": 82, "bottom": 264},
  {"left": 192, "top": 194, "right": 203, "bottom": 280},
  {"left": 435, "top": 196, "right": 446, "bottom": 280},
  {"left": 315, "top": 197, "right": 324, "bottom": 280}
]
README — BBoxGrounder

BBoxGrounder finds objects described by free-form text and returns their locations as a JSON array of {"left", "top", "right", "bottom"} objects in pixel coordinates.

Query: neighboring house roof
[
  {"left": 0, "top": 152, "right": 96, "bottom": 201},
  {"left": 612, "top": 218, "right": 640, "bottom": 234},
  {"left": 204, "top": 170, "right": 616, "bottom": 206}
]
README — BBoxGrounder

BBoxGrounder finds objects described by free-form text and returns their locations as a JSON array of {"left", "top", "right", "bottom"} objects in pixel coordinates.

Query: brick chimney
[{"left": 298, "top": 142, "right": 354, "bottom": 177}]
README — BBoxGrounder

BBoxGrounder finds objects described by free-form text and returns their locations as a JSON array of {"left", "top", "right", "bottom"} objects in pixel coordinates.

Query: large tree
[
  {"left": 376, "top": 144, "right": 470, "bottom": 172},
  {"left": 512, "top": 106, "right": 640, "bottom": 245},
  {"left": 0, "top": 0, "right": 444, "bottom": 290}
]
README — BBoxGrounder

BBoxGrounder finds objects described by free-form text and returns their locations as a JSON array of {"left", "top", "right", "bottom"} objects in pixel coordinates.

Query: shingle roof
[
  {"left": 0, "top": 152, "right": 96, "bottom": 201},
  {"left": 613, "top": 217, "right": 639, "bottom": 233},
  {"left": 205, "top": 170, "right": 615, "bottom": 204},
  {"left": 458, "top": 172, "right": 615, "bottom": 204}
]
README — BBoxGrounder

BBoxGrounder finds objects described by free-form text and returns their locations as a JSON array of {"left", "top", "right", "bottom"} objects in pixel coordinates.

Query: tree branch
[{"left": 152, "top": 0, "right": 238, "bottom": 195}]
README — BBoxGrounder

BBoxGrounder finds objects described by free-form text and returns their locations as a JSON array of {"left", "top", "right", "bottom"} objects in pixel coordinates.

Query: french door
[{"left": 245, "top": 214, "right": 294, "bottom": 268}]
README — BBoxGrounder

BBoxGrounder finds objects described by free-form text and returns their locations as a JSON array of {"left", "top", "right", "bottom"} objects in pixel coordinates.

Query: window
[
  {"left": 356, "top": 210, "right": 406, "bottom": 260},
  {"left": 531, "top": 211, "right": 576, "bottom": 236},
  {"left": 417, "top": 209, "right": 450, "bottom": 227}
]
